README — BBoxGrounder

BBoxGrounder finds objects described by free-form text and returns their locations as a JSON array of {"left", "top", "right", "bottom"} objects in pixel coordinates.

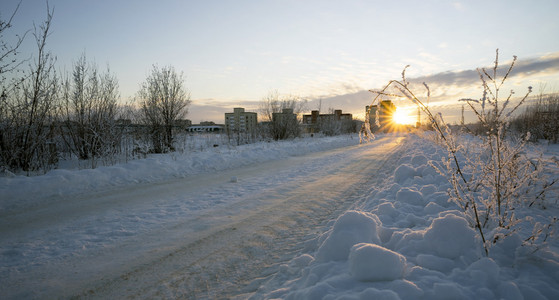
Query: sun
[{"left": 392, "top": 108, "right": 414, "bottom": 125}]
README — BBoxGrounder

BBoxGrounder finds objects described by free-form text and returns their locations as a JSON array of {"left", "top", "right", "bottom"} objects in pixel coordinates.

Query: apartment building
[
  {"left": 269, "top": 108, "right": 299, "bottom": 139},
  {"left": 302, "top": 109, "right": 352, "bottom": 125},
  {"left": 366, "top": 100, "right": 396, "bottom": 131},
  {"left": 224, "top": 107, "right": 258, "bottom": 134},
  {"left": 272, "top": 108, "right": 297, "bottom": 125},
  {"left": 302, "top": 109, "right": 353, "bottom": 133}
]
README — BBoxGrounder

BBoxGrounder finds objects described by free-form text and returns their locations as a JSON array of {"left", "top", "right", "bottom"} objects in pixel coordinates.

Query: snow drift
[{"left": 254, "top": 134, "right": 559, "bottom": 300}]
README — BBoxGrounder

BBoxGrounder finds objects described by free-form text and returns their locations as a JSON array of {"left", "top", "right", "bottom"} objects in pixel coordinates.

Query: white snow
[
  {"left": 252, "top": 133, "right": 559, "bottom": 300},
  {"left": 316, "top": 211, "right": 382, "bottom": 262},
  {"left": 1, "top": 133, "right": 558, "bottom": 299},
  {"left": 1, "top": 133, "right": 372, "bottom": 298},
  {"left": 0, "top": 134, "right": 360, "bottom": 214},
  {"left": 349, "top": 243, "right": 407, "bottom": 282}
]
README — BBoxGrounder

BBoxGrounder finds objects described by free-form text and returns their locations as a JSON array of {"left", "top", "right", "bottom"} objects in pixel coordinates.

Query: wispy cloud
[
  {"left": 189, "top": 53, "right": 559, "bottom": 123},
  {"left": 408, "top": 52, "right": 559, "bottom": 89},
  {"left": 301, "top": 52, "right": 559, "bottom": 120},
  {"left": 511, "top": 53, "right": 559, "bottom": 78}
]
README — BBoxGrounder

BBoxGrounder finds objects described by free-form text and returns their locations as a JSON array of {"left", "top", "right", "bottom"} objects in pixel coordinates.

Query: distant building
[
  {"left": 366, "top": 100, "right": 395, "bottom": 131},
  {"left": 379, "top": 100, "right": 396, "bottom": 127},
  {"left": 302, "top": 109, "right": 353, "bottom": 133},
  {"left": 175, "top": 119, "right": 192, "bottom": 128},
  {"left": 187, "top": 121, "right": 224, "bottom": 133},
  {"left": 272, "top": 108, "right": 297, "bottom": 124},
  {"left": 224, "top": 107, "right": 258, "bottom": 134},
  {"left": 270, "top": 108, "right": 298, "bottom": 140},
  {"left": 302, "top": 110, "right": 352, "bottom": 125},
  {"left": 302, "top": 110, "right": 319, "bottom": 128}
]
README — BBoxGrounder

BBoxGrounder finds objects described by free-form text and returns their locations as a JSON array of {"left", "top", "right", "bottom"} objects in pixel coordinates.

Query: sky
[{"left": 2, "top": 0, "right": 559, "bottom": 124}]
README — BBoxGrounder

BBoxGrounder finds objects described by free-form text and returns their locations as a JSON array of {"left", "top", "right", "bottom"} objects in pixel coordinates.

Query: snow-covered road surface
[{"left": 1, "top": 136, "right": 405, "bottom": 299}]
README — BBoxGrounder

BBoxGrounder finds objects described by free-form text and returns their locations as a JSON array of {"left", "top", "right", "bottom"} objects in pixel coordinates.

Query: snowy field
[
  {"left": 0, "top": 134, "right": 361, "bottom": 214},
  {"left": 1, "top": 133, "right": 558, "bottom": 299}
]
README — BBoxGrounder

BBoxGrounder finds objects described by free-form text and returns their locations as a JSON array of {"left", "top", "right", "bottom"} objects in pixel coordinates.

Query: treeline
[
  {"left": 0, "top": 7, "right": 191, "bottom": 174},
  {"left": 511, "top": 93, "right": 559, "bottom": 143},
  {"left": 460, "top": 93, "right": 559, "bottom": 143}
]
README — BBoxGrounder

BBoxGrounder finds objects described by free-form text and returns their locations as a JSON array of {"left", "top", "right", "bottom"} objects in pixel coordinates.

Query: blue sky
[{"left": 3, "top": 0, "right": 559, "bottom": 123}]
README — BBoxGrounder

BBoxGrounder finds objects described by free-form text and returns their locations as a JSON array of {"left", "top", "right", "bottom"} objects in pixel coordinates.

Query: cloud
[
  {"left": 306, "top": 90, "right": 373, "bottom": 119},
  {"left": 408, "top": 69, "right": 479, "bottom": 88},
  {"left": 407, "top": 52, "right": 559, "bottom": 89},
  {"left": 397, "top": 52, "right": 559, "bottom": 110},
  {"left": 189, "top": 53, "right": 559, "bottom": 123},
  {"left": 511, "top": 53, "right": 559, "bottom": 78},
  {"left": 187, "top": 103, "right": 228, "bottom": 124},
  {"left": 188, "top": 98, "right": 260, "bottom": 123},
  {"left": 300, "top": 52, "right": 559, "bottom": 121}
]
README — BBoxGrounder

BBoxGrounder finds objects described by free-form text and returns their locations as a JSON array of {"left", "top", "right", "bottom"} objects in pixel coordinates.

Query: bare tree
[
  {"left": 0, "top": 1, "right": 28, "bottom": 95},
  {"left": 316, "top": 108, "right": 356, "bottom": 136},
  {"left": 0, "top": 5, "right": 58, "bottom": 173},
  {"left": 259, "top": 90, "right": 306, "bottom": 140},
  {"left": 59, "top": 54, "right": 120, "bottom": 166},
  {"left": 1, "top": 1, "right": 27, "bottom": 155},
  {"left": 137, "top": 65, "right": 191, "bottom": 153},
  {"left": 317, "top": 108, "right": 340, "bottom": 136}
]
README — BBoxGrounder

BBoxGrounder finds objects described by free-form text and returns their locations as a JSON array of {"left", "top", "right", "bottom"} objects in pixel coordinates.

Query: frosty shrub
[
  {"left": 137, "top": 65, "right": 191, "bottom": 153},
  {"left": 59, "top": 54, "right": 120, "bottom": 168},
  {"left": 364, "top": 50, "right": 557, "bottom": 255},
  {"left": 258, "top": 90, "right": 306, "bottom": 140}
]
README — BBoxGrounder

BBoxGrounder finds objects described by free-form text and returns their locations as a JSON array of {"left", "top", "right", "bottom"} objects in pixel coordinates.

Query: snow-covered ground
[
  {"left": 252, "top": 134, "right": 559, "bottom": 300},
  {"left": 1, "top": 133, "right": 391, "bottom": 298},
  {"left": 1, "top": 133, "right": 558, "bottom": 299},
  {"left": 0, "top": 134, "right": 361, "bottom": 214}
]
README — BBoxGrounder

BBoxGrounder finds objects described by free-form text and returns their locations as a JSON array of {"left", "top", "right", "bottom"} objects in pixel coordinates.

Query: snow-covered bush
[{"left": 365, "top": 50, "right": 558, "bottom": 255}]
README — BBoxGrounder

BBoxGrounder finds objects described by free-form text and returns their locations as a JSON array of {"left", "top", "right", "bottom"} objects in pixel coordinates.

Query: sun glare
[{"left": 392, "top": 108, "right": 414, "bottom": 125}]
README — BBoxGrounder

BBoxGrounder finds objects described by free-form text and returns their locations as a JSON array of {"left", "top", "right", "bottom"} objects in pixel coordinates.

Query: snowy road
[{"left": 1, "top": 136, "right": 405, "bottom": 299}]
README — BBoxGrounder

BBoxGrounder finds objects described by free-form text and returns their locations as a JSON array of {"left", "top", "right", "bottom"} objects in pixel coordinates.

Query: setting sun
[{"left": 392, "top": 108, "right": 414, "bottom": 125}]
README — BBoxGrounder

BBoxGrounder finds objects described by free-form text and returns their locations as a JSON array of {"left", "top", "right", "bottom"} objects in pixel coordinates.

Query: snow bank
[
  {"left": 255, "top": 133, "right": 559, "bottom": 300},
  {"left": 2, "top": 132, "right": 557, "bottom": 299},
  {"left": 0, "top": 135, "right": 359, "bottom": 213},
  {"left": 349, "top": 243, "right": 406, "bottom": 282},
  {"left": 316, "top": 210, "right": 381, "bottom": 262}
]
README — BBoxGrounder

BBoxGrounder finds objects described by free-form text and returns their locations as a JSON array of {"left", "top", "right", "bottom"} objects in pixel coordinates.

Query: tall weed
[{"left": 364, "top": 50, "right": 557, "bottom": 255}]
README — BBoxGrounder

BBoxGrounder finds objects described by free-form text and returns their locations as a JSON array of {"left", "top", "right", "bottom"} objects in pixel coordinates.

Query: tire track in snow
[
  {"left": 85, "top": 136, "right": 406, "bottom": 299},
  {"left": 0, "top": 136, "right": 405, "bottom": 299}
]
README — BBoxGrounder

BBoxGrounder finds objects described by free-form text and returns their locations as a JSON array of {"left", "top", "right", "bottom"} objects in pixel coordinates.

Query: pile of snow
[
  {"left": 0, "top": 135, "right": 359, "bottom": 213},
  {"left": 255, "top": 134, "right": 559, "bottom": 300},
  {"left": 349, "top": 243, "right": 407, "bottom": 282}
]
